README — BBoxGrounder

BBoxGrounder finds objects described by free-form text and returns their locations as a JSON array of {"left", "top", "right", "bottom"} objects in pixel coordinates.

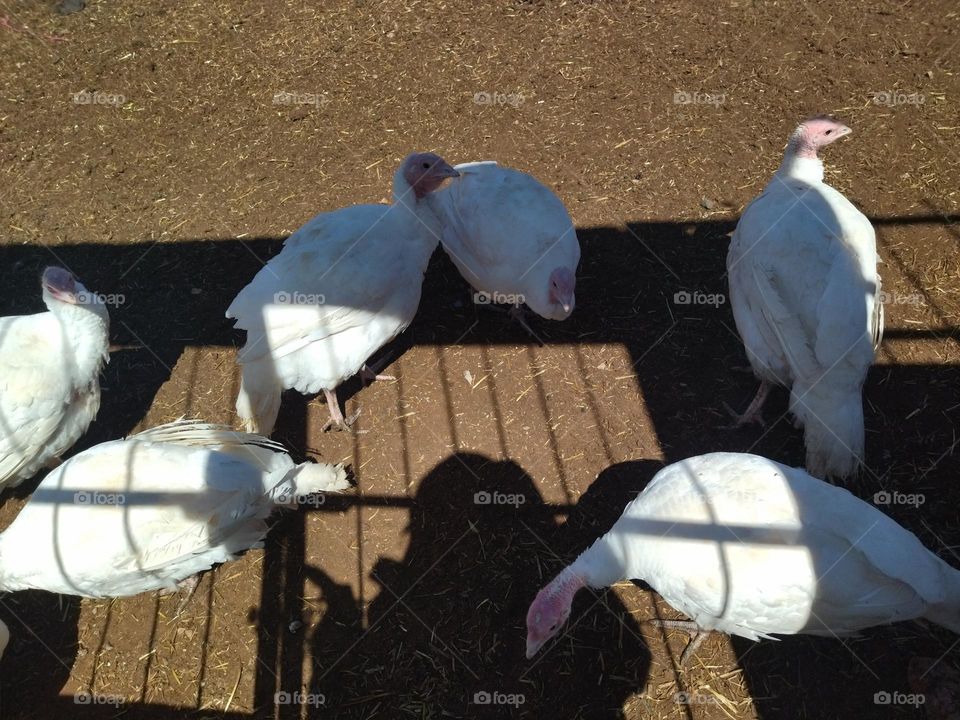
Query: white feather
[
  {"left": 226, "top": 165, "right": 443, "bottom": 434},
  {"left": 0, "top": 273, "right": 109, "bottom": 491},
  {"left": 426, "top": 161, "right": 580, "bottom": 320},
  {"left": 0, "top": 420, "right": 348, "bottom": 598},
  {"left": 727, "top": 135, "right": 882, "bottom": 479},
  {"left": 571, "top": 453, "right": 960, "bottom": 640}
]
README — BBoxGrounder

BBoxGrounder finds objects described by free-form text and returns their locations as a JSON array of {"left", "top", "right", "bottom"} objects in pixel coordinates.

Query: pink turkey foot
[
  {"left": 321, "top": 388, "right": 361, "bottom": 432},
  {"left": 359, "top": 356, "right": 396, "bottom": 385},
  {"left": 508, "top": 305, "right": 545, "bottom": 346},
  {"left": 648, "top": 619, "right": 710, "bottom": 666},
  {"left": 723, "top": 380, "right": 772, "bottom": 428}
]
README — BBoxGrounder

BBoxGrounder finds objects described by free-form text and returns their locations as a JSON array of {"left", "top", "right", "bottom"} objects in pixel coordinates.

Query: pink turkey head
[
  {"left": 401, "top": 152, "right": 459, "bottom": 199},
  {"left": 41, "top": 266, "right": 79, "bottom": 304},
  {"left": 788, "top": 116, "right": 851, "bottom": 159},
  {"left": 548, "top": 266, "right": 576, "bottom": 315},
  {"left": 525, "top": 570, "right": 584, "bottom": 659}
]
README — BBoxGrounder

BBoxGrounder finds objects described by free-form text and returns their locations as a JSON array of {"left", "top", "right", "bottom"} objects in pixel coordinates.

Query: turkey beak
[
  {"left": 433, "top": 161, "right": 460, "bottom": 180},
  {"left": 42, "top": 282, "right": 78, "bottom": 305},
  {"left": 41, "top": 267, "right": 79, "bottom": 304},
  {"left": 525, "top": 637, "right": 544, "bottom": 659}
]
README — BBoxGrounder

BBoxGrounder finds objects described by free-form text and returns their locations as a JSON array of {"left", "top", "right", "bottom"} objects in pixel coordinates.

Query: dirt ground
[{"left": 0, "top": 0, "right": 958, "bottom": 718}]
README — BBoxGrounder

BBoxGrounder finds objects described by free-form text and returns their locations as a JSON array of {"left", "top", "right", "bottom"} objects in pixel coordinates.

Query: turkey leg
[
  {"left": 321, "top": 388, "right": 361, "bottom": 432},
  {"left": 359, "top": 354, "right": 396, "bottom": 384},
  {"left": 724, "top": 380, "right": 772, "bottom": 428},
  {"left": 648, "top": 618, "right": 710, "bottom": 666}
]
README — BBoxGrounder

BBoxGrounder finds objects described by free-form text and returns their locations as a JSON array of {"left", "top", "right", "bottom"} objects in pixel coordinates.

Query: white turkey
[
  {"left": 726, "top": 116, "right": 883, "bottom": 479},
  {"left": 0, "top": 267, "right": 109, "bottom": 493},
  {"left": 0, "top": 420, "right": 348, "bottom": 598},
  {"left": 526, "top": 453, "right": 960, "bottom": 663},
  {"left": 425, "top": 161, "right": 579, "bottom": 333},
  {"left": 227, "top": 152, "right": 459, "bottom": 433}
]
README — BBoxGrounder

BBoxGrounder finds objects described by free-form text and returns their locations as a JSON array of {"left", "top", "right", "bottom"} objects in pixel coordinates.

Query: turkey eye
[
  {"left": 422, "top": 162, "right": 430, "bottom": 169},
  {"left": 825, "top": 130, "right": 832, "bottom": 135}
]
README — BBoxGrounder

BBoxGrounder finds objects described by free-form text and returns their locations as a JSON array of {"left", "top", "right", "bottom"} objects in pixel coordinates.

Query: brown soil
[{"left": 0, "top": 1, "right": 958, "bottom": 718}]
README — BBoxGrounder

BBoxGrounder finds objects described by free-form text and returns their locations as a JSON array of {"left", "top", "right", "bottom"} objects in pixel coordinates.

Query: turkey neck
[
  {"left": 567, "top": 532, "right": 636, "bottom": 591},
  {"left": 392, "top": 173, "right": 445, "bottom": 253},
  {"left": 50, "top": 301, "right": 110, "bottom": 382},
  {"left": 776, "top": 141, "right": 825, "bottom": 184}
]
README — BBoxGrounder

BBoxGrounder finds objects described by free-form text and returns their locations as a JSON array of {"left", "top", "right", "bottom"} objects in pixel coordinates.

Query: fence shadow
[{"left": 0, "top": 211, "right": 957, "bottom": 719}]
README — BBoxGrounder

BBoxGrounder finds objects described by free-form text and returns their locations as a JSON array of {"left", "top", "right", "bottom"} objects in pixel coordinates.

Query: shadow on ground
[{"left": 0, "top": 212, "right": 957, "bottom": 719}]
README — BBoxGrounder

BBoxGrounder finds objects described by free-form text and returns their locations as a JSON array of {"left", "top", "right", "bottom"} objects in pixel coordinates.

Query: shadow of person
[
  {"left": 304, "top": 453, "right": 651, "bottom": 719},
  {"left": 290, "top": 562, "right": 364, "bottom": 720},
  {"left": 0, "top": 591, "right": 81, "bottom": 716},
  {"left": 516, "top": 460, "right": 661, "bottom": 715}
]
